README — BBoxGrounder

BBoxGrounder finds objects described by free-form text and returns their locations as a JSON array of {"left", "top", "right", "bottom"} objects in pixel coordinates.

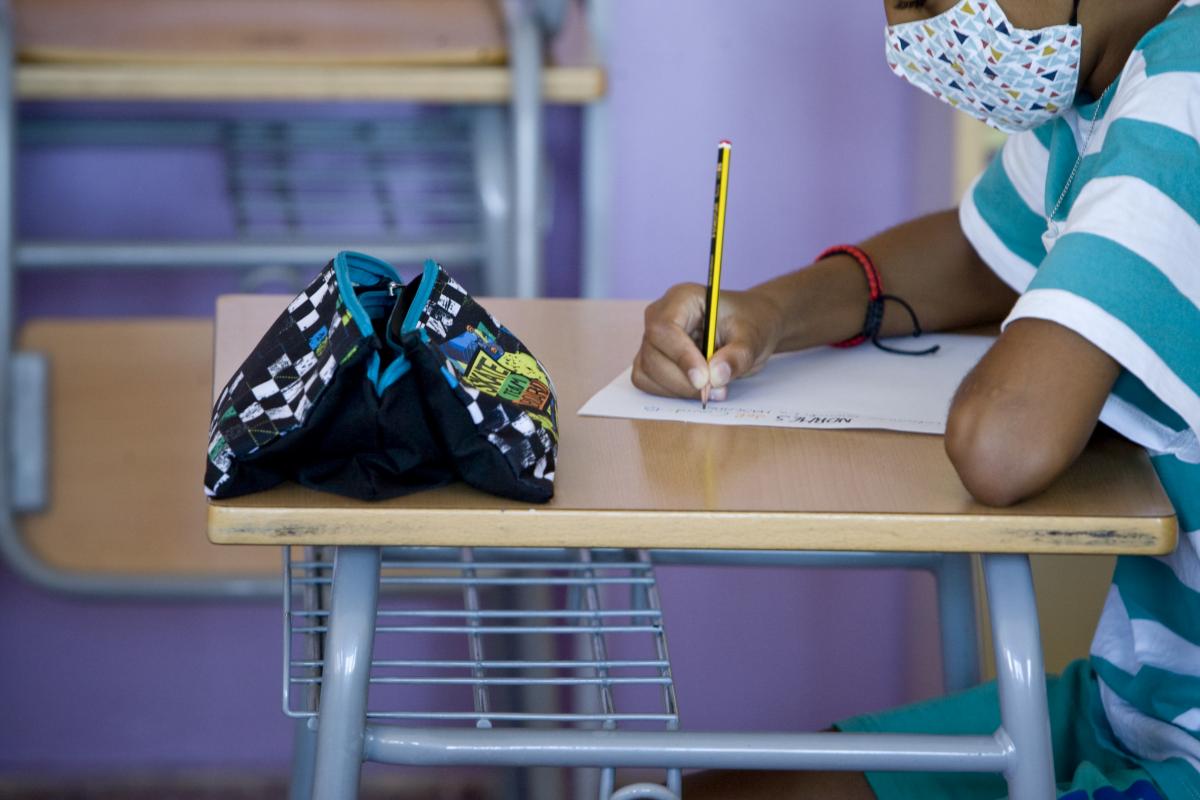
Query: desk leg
[
  {"left": 472, "top": 106, "right": 515, "bottom": 296},
  {"left": 312, "top": 546, "right": 382, "bottom": 800},
  {"left": 504, "top": 0, "right": 544, "bottom": 298},
  {"left": 982, "top": 554, "right": 1055, "bottom": 800},
  {"left": 289, "top": 717, "right": 318, "bottom": 800},
  {"left": 936, "top": 553, "right": 981, "bottom": 692}
]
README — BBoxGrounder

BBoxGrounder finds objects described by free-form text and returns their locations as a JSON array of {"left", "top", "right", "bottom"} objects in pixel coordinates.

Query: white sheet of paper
[{"left": 579, "top": 334, "right": 996, "bottom": 435}]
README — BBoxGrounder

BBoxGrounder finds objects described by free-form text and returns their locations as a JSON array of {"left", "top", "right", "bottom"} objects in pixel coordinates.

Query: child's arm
[
  {"left": 633, "top": 209, "right": 1015, "bottom": 398},
  {"left": 635, "top": 208, "right": 1122, "bottom": 507},
  {"left": 946, "top": 318, "right": 1121, "bottom": 506}
]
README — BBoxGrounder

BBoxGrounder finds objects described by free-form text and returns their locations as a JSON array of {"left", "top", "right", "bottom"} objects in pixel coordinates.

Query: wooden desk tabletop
[
  {"left": 13, "top": 0, "right": 604, "bottom": 103},
  {"left": 19, "top": 319, "right": 279, "bottom": 577},
  {"left": 208, "top": 296, "right": 1177, "bottom": 555}
]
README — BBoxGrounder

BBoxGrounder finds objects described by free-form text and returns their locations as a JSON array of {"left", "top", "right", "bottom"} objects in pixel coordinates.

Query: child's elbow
[{"left": 944, "top": 395, "right": 1055, "bottom": 508}]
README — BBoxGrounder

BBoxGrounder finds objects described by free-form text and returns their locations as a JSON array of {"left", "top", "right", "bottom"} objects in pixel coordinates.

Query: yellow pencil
[{"left": 701, "top": 140, "right": 732, "bottom": 409}]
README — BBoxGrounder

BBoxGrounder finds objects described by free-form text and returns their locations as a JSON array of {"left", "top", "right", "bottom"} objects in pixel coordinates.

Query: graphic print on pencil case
[
  {"left": 396, "top": 259, "right": 557, "bottom": 502},
  {"left": 205, "top": 251, "right": 558, "bottom": 504}
]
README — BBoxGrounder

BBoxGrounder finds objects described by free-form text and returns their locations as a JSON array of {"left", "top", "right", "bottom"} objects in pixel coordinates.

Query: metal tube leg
[
  {"left": 472, "top": 106, "right": 514, "bottom": 296},
  {"left": 312, "top": 546, "right": 382, "bottom": 800},
  {"left": 517, "top": 580, "right": 565, "bottom": 800},
  {"left": 599, "top": 768, "right": 615, "bottom": 799},
  {"left": 581, "top": 0, "right": 611, "bottom": 299},
  {"left": 982, "top": 554, "right": 1055, "bottom": 800},
  {"left": 0, "top": 0, "right": 12, "bottom": 358},
  {"left": 289, "top": 717, "right": 318, "bottom": 800},
  {"left": 667, "top": 769, "right": 682, "bottom": 796},
  {"left": 936, "top": 554, "right": 981, "bottom": 692},
  {"left": 0, "top": 0, "right": 17, "bottom": 570},
  {"left": 505, "top": 0, "right": 544, "bottom": 297},
  {"left": 569, "top": 578, "right": 602, "bottom": 800}
]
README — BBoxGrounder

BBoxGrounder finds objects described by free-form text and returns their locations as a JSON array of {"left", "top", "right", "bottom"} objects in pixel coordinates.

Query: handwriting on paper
[{"left": 579, "top": 334, "right": 996, "bottom": 435}]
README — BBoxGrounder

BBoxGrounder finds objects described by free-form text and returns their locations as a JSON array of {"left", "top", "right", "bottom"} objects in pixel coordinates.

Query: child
[{"left": 634, "top": 0, "right": 1200, "bottom": 797}]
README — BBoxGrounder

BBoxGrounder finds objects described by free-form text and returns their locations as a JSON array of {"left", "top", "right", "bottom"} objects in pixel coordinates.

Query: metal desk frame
[{"left": 280, "top": 545, "right": 1056, "bottom": 800}]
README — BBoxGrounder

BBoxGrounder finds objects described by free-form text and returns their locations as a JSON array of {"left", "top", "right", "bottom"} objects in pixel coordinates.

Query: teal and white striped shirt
[{"left": 960, "top": 2, "right": 1200, "bottom": 795}]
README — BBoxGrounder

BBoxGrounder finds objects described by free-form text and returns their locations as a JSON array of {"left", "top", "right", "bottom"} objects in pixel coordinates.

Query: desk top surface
[
  {"left": 13, "top": 0, "right": 604, "bottom": 103},
  {"left": 208, "top": 295, "right": 1177, "bottom": 555},
  {"left": 18, "top": 318, "right": 279, "bottom": 578},
  {"left": 16, "top": 0, "right": 508, "bottom": 67}
]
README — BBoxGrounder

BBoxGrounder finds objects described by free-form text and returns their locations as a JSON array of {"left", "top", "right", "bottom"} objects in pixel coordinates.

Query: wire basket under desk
[
  {"left": 284, "top": 544, "right": 681, "bottom": 737},
  {"left": 284, "top": 546, "right": 683, "bottom": 797}
]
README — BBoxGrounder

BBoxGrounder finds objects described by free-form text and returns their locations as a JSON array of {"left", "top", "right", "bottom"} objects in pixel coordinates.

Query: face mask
[{"left": 885, "top": 0, "right": 1083, "bottom": 133}]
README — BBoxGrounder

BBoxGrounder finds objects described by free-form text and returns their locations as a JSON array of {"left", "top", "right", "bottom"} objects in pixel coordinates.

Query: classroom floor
[{"left": 0, "top": 774, "right": 495, "bottom": 799}]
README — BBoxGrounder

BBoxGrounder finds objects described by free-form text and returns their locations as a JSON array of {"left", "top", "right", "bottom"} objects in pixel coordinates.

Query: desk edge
[
  {"left": 206, "top": 505, "right": 1178, "bottom": 556},
  {"left": 16, "top": 63, "right": 608, "bottom": 103}
]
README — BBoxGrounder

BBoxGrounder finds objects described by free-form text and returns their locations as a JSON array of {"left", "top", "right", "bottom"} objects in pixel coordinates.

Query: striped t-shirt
[{"left": 959, "top": 1, "right": 1200, "bottom": 796}]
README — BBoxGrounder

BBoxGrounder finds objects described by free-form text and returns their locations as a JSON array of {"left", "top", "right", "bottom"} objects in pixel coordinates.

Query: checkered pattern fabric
[
  {"left": 205, "top": 262, "right": 366, "bottom": 497},
  {"left": 408, "top": 265, "right": 558, "bottom": 495},
  {"left": 205, "top": 252, "right": 556, "bottom": 504}
]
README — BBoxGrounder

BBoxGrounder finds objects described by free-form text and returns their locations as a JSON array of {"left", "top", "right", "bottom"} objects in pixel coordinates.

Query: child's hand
[{"left": 631, "top": 283, "right": 784, "bottom": 402}]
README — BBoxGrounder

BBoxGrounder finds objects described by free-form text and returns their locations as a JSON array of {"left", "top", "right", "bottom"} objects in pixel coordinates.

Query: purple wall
[
  {"left": 598, "top": 0, "right": 952, "bottom": 733},
  {"left": 603, "top": 1, "right": 937, "bottom": 298},
  {"left": 0, "top": 577, "right": 292, "bottom": 771},
  {"left": 1, "top": 1, "right": 953, "bottom": 779}
]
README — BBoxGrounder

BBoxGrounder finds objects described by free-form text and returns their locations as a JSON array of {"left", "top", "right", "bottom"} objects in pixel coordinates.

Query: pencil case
[{"left": 204, "top": 251, "right": 558, "bottom": 503}]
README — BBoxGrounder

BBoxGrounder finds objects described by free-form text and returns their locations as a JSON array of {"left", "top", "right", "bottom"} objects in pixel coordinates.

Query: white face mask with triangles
[{"left": 885, "top": 0, "right": 1084, "bottom": 133}]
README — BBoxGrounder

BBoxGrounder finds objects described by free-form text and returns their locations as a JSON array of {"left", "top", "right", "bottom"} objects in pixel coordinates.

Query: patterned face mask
[{"left": 885, "top": 0, "right": 1083, "bottom": 133}]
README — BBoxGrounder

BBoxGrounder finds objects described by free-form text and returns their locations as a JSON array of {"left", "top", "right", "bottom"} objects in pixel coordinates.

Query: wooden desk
[
  {"left": 5, "top": 0, "right": 601, "bottom": 313},
  {"left": 16, "top": 319, "right": 279, "bottom": 581},
  {"left": 209, "top": 296, "right": 1176, "bottom": 555},
  {"left": 13, "top": 0, "right": 604, "bottom": 103},
  {"left": 207, "top": 295, "right": 1176, "bottom": 800}
]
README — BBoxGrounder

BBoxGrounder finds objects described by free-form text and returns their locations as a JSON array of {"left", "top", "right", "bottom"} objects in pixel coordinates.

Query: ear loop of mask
[{"left": 1070, "top": 0, "right": 1082, "bottom": 26}]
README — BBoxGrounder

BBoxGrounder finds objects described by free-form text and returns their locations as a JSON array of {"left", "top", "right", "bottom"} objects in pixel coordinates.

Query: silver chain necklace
[{"left": 1045, "top": 83, "right": 1115, "bottom": 244}]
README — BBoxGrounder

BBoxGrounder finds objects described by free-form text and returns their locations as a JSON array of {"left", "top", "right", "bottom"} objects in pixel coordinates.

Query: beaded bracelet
[{"left": 818, "top": 244, "right": 940, "bottom": 356}]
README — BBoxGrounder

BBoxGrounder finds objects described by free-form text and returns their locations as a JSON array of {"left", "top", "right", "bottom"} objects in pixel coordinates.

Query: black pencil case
[{"left": 204, "top": 251, "right": 558, "bottom": 503}]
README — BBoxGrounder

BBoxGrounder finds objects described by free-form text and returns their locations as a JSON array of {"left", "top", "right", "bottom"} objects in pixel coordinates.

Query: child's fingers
[
  {"left": 632, "top": 350, "right": 690, "bottom": 398},
  {"left": 638, "top": 336, "right": 706, "bottom": 397},
  {"left": 641, "top": 317, "right": 710, "bottom": 392},
  {"left": 631, "top": 364, "right": 675, "bottom": 399},
  {"left": 709, "top": 341, "right": 757, "bottom": 388}
]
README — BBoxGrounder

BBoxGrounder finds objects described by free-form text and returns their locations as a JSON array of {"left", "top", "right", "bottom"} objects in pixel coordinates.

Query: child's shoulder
[{"left": 1134, "top": 2, "right": 1200, "bottom": 77}]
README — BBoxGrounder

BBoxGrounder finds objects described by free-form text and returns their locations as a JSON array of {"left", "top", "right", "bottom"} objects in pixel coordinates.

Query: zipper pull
[{"left": 388, "top": 281, "right": 402, "bottom": 297}]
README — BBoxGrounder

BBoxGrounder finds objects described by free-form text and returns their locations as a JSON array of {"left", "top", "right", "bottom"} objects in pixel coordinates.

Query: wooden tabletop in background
[
  {"left": 12, "top": 0, "right": 605, "bottom": 102},
  {"left": 208, "top": 295, "right": 1177, "bottom": 555},
  {"left": 18, "top": 318, "right": 280, "bottom": 577},
  {"left": 15, "top": 0, "right": 508, "bottom": 67}
]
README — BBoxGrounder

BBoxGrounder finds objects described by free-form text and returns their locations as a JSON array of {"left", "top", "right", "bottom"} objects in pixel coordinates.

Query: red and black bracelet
[{"left": 818, "top": 245, "right": 939, "bottom": 356}]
